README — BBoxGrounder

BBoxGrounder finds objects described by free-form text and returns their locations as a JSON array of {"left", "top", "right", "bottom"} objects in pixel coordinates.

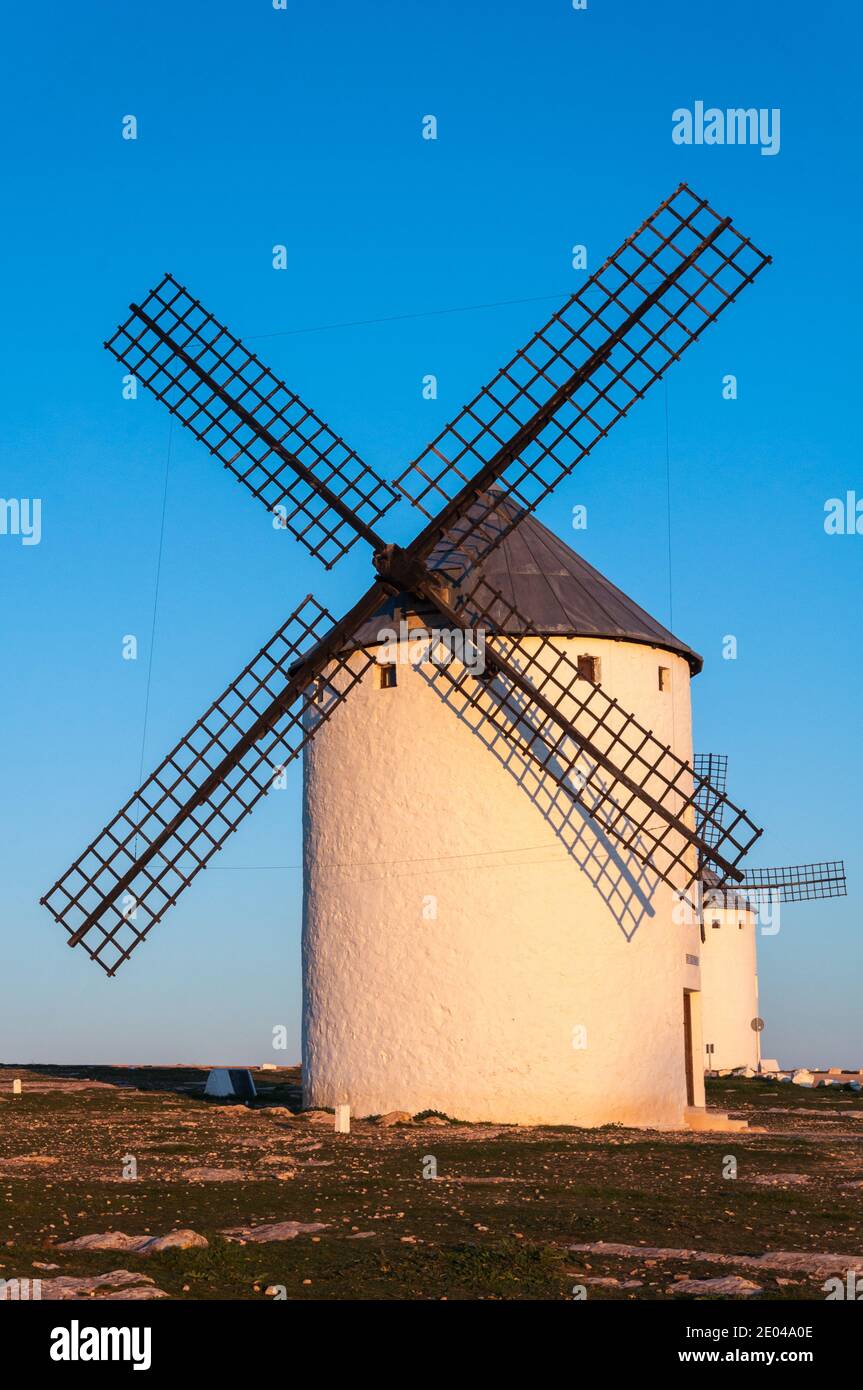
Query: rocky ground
[{"left": 1, "top": 1065, "right": 862, "bottom": 1301}]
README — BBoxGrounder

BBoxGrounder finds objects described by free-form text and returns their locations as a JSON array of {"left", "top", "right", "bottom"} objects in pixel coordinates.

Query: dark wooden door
[{"left": 683, "top": 992, "right": 695, "bottom": 1106}]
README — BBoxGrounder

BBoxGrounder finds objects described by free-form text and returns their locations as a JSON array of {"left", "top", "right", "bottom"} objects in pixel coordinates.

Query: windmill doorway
[{"left": 683, "top": 991, "right": 695, "bottom": 1106}]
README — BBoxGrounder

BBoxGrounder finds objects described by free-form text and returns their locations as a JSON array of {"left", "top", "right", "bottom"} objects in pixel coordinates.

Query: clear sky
[{"left": 1, "top": 0, "right": 859, "bottom": 1069}]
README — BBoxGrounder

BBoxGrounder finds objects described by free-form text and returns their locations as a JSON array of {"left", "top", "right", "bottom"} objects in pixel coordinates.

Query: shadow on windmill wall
[{"left": 419, "top": 662, "right": 660, "bottom": 940}]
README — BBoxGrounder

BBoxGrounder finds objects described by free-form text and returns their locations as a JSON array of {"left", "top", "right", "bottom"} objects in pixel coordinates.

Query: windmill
[
  {"left": 43, "top": 184, "right": 774, "bottom": 1127},
  {"left": 694, "top": 753, "right": 847, "bottom": 902},
  {"left": 694, "top": 752, "right": 847, "bottom": 1073}
]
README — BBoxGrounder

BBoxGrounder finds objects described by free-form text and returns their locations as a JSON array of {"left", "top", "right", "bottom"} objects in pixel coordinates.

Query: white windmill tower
[
  {"left": 42, "top": 186, "right": 772, "bottom": 1130},
  {"left": 694, "top": 757, "right": 847, "bottom": 1075},
  {"left": 303, "top": 494, "right": 711, "bottom": 1126}
]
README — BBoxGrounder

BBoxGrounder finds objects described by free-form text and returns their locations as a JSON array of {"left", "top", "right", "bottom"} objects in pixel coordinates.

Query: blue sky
[{"left": 1, "top": 0, "right": 859, "bottom": 1068}]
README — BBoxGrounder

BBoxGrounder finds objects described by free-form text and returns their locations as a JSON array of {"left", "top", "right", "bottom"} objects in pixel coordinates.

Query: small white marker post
[
  {"left": 12, "top": 1079, "right": 22, "bottom": 1096},
  {"left": 334, "top": 1103, "right": 350, "bottom": 1134}
]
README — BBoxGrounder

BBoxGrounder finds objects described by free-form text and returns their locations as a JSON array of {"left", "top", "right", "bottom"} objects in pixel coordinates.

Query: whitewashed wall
[
  {"left": 700, "top": 896, "right": 759, "bottom": 1071},
  {"left": 302, "top": 631, "right": 702, "bottom": 1127}
]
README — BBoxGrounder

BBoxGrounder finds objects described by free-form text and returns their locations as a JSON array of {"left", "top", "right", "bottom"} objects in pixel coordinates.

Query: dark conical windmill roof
[{"left": 354, "top": 491, "right": 702, "bottom": 674}]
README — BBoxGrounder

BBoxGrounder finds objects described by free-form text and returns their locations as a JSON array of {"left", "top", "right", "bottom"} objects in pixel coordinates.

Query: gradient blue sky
[{"left": 1, "top": 1, "right": 859, "bottom": 1068}]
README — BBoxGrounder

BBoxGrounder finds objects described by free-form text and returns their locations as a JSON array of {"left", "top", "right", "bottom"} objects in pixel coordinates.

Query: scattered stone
[
  {"left": 297, "top": 1110, "right": 333, "bottom": 1124},
  {"left": 792, "top": 1070, "right": 815, "bottom": 1088},
  {"left": 0, "top": 1155, "right": 59, "bottom": 1167},
  {"left": 33, "top": 1261, "right": 60, "bottom": 1270},
  {"left": 58, "top": 1229, "right": 208, "bottom": 1255},
  {"left": 222, "top": 1220, "right": 330, "bottom": 1243},
  {"left": 417, "top": 1115, "right": 449, "bottom": 1126},
  {"left": 446, "top": 1176, "right": 519, "bottom": 1185},
  {"left": 184, "top": 1167, "right": 248, "bottom": 1182},
  {"left": 569, "top": 1241, "right": 863, "bottom": 1277},
  {"left": 748, "top": 1173, "right": 810, "bottom": 1187},
  {"left": 346, "top": 1231, "right": 377, "bottom": 1239},
  {"left": 670, "top": 1276, "right": 762, "bottom": 1297},
  {"left": 582, "top": 1275, "right": 643, "bottom": 1289},
  {"left": 376, "top": 1111, "right": 412, "bottom": 1127}
]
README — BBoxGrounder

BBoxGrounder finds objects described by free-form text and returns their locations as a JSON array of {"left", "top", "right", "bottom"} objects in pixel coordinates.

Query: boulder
[
  {"left": 222, "top": 1221, "right": 330, "bottom": 1243},
  {"left": 792, "top": 1069, "right": 814, "bottom": 1087},
  {"left": 581, "top": 1276, "right": 643, "bottom": 1289},
  {"left": 376, "top": 1111, "right": 412, "bottom": 1127},
  {"left": 670, "top": 1276, "right": 762, "bottom": 1297},
  {"left": 58, "top": 1229, "right": 207, "bottom": 1254},
  {"left": 34, "top": 1270, "right": 168, "bottom": 1301}
]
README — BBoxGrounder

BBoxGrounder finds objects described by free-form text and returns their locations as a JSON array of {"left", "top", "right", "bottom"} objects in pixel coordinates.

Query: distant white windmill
[
  {"left": 44, "top": 185, "right": 792, "bottom": 1128},
  {"left": 694, "top": 756, "right": 846, "bottom": 1075}
]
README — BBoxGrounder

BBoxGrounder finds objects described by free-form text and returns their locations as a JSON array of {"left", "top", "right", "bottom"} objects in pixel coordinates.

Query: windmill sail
[
  {"left": 106, "top": 275, "right": 397, "bottom": 568},
  {"left": 398, "top": 184, "right": 771, "bottom": 580},
  {"left": 693, "top": 752, "right": 729, "bottom": 850},
  {"left": 41, "top": 596, "right": 375, "bottom": 974},
  {"left": 739, "top": 862, "right": 847, "bottom": 903}
]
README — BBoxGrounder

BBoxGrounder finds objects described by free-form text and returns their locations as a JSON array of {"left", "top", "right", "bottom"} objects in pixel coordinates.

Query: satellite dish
[{"left": 751, "top": 1017, "right": 765, "bottom": 1032}]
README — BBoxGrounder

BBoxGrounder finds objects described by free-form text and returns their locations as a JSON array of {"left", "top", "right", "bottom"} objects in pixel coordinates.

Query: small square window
[
  {"left": 711, "top": 918, "right": 721, "bottom": 929},
  {"left": 577, "top": 654, "right": 600, "bottom": 683},
  {"left": 658, "top": 666, "right": 670, "bottom": 691},
  {"left": 378, "top": 664, "right": 397, "bottom": 689}
]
